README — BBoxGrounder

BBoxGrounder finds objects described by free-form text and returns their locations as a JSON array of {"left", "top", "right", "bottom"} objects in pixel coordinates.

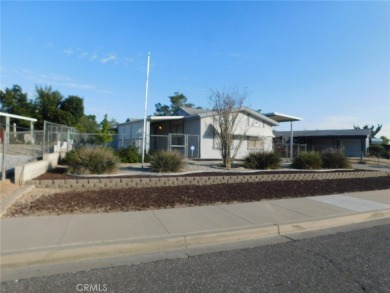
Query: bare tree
[{"left": 210, "top": 88, "right": 248, "bottom": 169}]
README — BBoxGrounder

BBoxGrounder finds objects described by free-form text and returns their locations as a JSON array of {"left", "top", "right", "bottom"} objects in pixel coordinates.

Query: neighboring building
[
  {"left": 371, "top": 137, "right": 383, "bottom": 145},
  {"left": 274, "top": 129, "right": 371, "bottom": 157},
  {"left": 116, "top": 106, "right": 279, "bottom": 159}
]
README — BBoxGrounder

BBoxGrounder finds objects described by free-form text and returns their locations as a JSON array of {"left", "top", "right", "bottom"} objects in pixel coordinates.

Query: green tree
[
  {"left": 34, "top": 86, "right": 67, "bottom": 128},
  {"left": 0, "top": 85, "right": 35, "bottom": 127},
  {"left": 154, "top": 92, "right": 200, "bottom": 116},
  {"left": 33, "top": 86, "right": 88, "bottom": 129},
  {"left": 60, "top": 95, "right": 84, "bottom": 125},
  {"left": 353, "top": 124, "right": 382, "bottom": 139},
  {"left": 76, "top": 115, "right": 99, "bottom": 133},
  {"left": 169, "top": 92, "right": 189, "bottom": 112},
  {"left": 380, "top": 136, "right": 389, "bottom": 145},
  {"left": 154, "top": 103, "right": 172, "bottom": 116},
  {"left": 99, "top": 114, "right": 114, "bottom": 145}
]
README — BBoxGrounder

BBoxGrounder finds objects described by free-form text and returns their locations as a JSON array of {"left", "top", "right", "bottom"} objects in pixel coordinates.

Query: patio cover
[
  {"left": 149, "top": 116, "right": 184, "bottom": 122},
  {"left": 263, "top": 112, "right": 302, "bottom": 123},
  {"left": 263, "top": 112, "right": 303, "bottom": 161}
]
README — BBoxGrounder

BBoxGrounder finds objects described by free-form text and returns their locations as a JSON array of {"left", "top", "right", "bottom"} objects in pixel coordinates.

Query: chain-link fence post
[
  {"left": 42, "top": 120, "right": 46, "bottom": 156},
  {"left": 2, "top": 130, "right": 7, "bottom": 181},
  {"left": 67, "top": 129, "right": 70, "bottom": 153}
]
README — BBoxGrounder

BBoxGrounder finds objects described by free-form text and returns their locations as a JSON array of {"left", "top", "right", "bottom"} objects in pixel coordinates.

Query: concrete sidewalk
[{"left": 1, "top": 190, "right": 390, "bottom": 273}]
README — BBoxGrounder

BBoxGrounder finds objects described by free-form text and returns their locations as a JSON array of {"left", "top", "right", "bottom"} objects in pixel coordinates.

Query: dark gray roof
[
  {"left": 174, "top": 106, "right": 209, "bottom": 116},
  {"left": 275, "top": 129, "right": 371, "bottom": 138}
]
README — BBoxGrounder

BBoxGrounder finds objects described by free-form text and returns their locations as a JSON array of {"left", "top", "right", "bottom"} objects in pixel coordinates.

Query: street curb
[
  {"left": 0, "top": 184, "right": 35, "bottom": 217},
  {"left": 2, "top": 209, "right": 390, "bottom": 270},
  {"left": 278, "top": 209, "right": 390, "bottom": 235}
]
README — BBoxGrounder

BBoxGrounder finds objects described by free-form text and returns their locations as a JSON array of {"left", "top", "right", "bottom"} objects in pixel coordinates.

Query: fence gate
[
  {"left": 187, "top": 135, "right": 199, "bottom": 158},
  {"left": 168, "top": 134, "right": 199, "bottom": 158},
  {"left": 169, "top": 134, "right": 186, "bottom": 156}
]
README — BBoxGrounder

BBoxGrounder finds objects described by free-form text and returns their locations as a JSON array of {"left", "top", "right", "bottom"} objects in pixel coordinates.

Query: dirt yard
[{"left": 4, "top": 174, "right": 390, "bottom": 218}]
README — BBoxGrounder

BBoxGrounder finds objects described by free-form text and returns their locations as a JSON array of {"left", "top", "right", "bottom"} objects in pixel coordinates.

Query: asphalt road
[{"left": 2, "top": 223, "right": 390, "bottom": 293}]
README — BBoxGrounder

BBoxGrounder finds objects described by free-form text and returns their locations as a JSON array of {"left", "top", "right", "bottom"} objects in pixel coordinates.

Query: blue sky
[{"left": 1, "top": 1, "right": 389, "bottom": 136}]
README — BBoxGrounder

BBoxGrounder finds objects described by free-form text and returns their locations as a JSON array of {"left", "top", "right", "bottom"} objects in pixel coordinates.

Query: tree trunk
[{"left": 225, "top": 158, "right": 232, "bottom": 169}]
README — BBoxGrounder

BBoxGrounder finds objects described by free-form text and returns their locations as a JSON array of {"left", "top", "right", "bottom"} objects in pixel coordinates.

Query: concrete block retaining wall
[
  {"left": 42, "top": 153, "right": 60, "bottom": 169},
  {"left": 15, "top": 161, "right": 50, "bottom": 186},
  {"left": 14, "top": 153, "right": 60, "bottom": 185},
  {"left": 28, "top": 171, "right": 390, "bottom": 190}
]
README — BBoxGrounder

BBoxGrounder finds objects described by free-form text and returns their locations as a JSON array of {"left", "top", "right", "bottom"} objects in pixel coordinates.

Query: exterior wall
[
  {"left": 300, "top": 137, "right": 368, "bottom": 157},
  {"left": 117, "top": 120, "right": 144, "bottom": 139},
  {"left": 340, "top": 138, "right": 367, "bottom": 157},
  {"left": 183, "top": 118, "right": 200, "bottom": 135},
  {"left": 117, "top": 111, "right": 276, "bottom": 158},
  {"left": 245, "top": 115, "right": 275, "bottom": 137},
  {"left": 200, "top": 117, "right": 222, "bottom": 159},
  {"left": 199, "top": 113, "right": 275, "bottom": 159},
  {"left": 117, "top": 120, "right": 149, "bottom": 151}
]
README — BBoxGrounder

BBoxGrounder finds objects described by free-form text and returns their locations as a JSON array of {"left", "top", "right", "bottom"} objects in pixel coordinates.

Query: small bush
[
  {"left": 62, "top": 149, "right": 78, "bottom": 165},
  {"left": 244, "top": 152, "right": 281, "bottom": 170},
  {"left": 65, "top": 147, "right": 120, "bottom": 175},
  {"left": 380, "top": 148, "right": 390, "bottom": 159},
  {"left": 321, "top": 150, "right": 351, "bottom": 169},
  {"left": 117, "top": 146, "right": 141, "bottom": 163},
  {"left": 368, "top": 145, "right": 382, "bottom": 158},
  {"left": 292, "top": 151, "right": 322, "bottom": 170},
  {"left": 149, "top": 151, "right": 184, "bottom": 173},
  {"left": 144, "top": 150, "right": 157, "bottom": 163}
]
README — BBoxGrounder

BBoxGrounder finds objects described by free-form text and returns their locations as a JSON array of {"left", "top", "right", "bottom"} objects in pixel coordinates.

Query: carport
[{"left": 274, "top": 129, "right": 371, "bottom": 157}]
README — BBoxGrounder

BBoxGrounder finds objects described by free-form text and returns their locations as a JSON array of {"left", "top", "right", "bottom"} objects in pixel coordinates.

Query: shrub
[
  {"left": 149, "top": 151, "right": 184, "bottom": 173},
  {"left": 65, "top": 147, "right": 119, "bottom": 175},
  {"left": 292, "top": 151, "right": 322, "bottom": 170},
  {"left": 244, "top": 151, "right": 281, "bottom": 170},
  {"left": 321, "top": 150, "right": 351, "bottom": 169},
  {"left": 368, "top": 145, "right": 382, "bottom": 158},
  {"left": 144, "top": 150, "right": 157, "bottom": 163},
  {"left": 117, "top": 146, "right": 141, "bottom": 163},
  {"left": 380, "top": 148, "right": 390, "bottom": 159},
  {"left": 62, "top": 149, "right": 78, "bottom": 165}
]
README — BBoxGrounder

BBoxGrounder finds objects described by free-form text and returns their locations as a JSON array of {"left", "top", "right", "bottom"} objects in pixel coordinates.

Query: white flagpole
[{"left": 141, "top": 52, "right": 151, "bottom": 167}]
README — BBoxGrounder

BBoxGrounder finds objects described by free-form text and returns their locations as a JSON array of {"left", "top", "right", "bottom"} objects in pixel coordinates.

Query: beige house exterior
[{"left": 116, "top": 106, "right": 279, "bottom": 159}]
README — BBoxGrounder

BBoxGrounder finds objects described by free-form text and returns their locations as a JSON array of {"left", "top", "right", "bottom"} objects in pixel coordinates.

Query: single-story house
[
  {"left": 274, "top": 129, "right": 371, "bottom": 157},
  {"left": 116, "top": 106, "right": 279, "bottom": 159}
]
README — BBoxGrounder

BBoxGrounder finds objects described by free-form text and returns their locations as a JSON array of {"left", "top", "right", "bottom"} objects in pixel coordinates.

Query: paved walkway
[{"left": 1, "top": 189, "right": 389, "bottom": 274}]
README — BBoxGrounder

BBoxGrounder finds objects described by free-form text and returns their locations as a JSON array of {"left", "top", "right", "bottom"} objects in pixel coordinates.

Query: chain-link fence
[
  {"left": 42, "top": 121, "right": 79, "bottom": 154},
  {"left": 69, "top": 132, "right": 122, "bottom": 149},
  {"left": 120, "top": 134, "right": 200, "bottom": 158},
  {"left": 1, "top": 117, "right": 201, "bottom": 180},
  {"left": 274, "top": 142, "right": 307, "bottom": 161},
  {"left": 1, "top": 120, "right": 78, "bottom": 180},
  {"left": 1, "top": 115, "right": 40, "bottom": 180}
]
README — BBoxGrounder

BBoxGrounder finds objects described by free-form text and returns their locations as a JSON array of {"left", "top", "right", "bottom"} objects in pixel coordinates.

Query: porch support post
[
  {"left": 5, "top": 116, "right": 10, "bottom": 142},
  {"left": 31, "top": 121, "right": 35, "bottom": 157}
]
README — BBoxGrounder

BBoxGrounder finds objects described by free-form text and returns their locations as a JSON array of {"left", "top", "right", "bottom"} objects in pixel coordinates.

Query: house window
[{"left": 248, "top": 137, "right": 264, "bottom": 150}]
